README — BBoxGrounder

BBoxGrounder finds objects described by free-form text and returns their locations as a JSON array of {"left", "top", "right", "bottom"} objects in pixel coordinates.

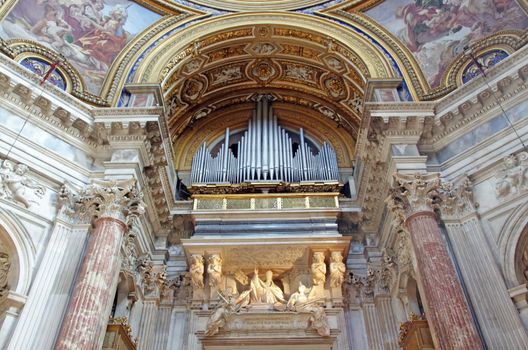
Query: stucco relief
[
  {"left": 495, "top": 152, "right": 528, "bottom": 199},
  {"left": 0, "top": 160, "right": 45, "bottom": 209}
]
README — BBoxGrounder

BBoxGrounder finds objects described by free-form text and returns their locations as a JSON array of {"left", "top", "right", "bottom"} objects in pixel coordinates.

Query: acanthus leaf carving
[{"left": 77, "top": 178, "right": 145, "bottom": 224}]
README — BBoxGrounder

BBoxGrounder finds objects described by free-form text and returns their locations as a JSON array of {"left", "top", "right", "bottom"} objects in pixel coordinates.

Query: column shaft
[
  {"left": 8, "top": 222, "right": 88, "bottom": 350},
  {"left": 55, "top": 217, "right": 126, "bottom": 350},
  {"left": 406, "top": 211, "right": 483, "bottom": 349},
  {"left": 446, "top": 217, "right": 528, "bottom": 349}
]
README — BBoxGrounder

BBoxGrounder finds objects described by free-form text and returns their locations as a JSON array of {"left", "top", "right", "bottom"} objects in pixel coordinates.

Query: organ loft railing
[{"left": 190, "top": 96, "right": 340, "bottom": 187}]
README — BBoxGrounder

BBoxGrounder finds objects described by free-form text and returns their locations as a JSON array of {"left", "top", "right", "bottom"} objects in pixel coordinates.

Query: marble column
[
  {"left": 439, "top": 178, "right": 528, "bottom": 349},
  {"left": 55, "top": 179, "right": 144, "bottom": 350},
  {"left": 389, "top": 173, "right": 483, "bottom": 350}
]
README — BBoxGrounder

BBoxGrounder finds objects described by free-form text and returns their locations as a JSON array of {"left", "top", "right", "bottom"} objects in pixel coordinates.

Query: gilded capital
[{"left": 78, "top": 178, "right": 145, "bottom": 225}]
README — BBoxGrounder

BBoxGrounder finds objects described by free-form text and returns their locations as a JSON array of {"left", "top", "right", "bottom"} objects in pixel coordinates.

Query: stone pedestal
[
  {"left": 55, "top": 179, "right": 144, "bottom": 350},
  {"left": 390, "top": 173, "right": 483, "bottom": 350}
]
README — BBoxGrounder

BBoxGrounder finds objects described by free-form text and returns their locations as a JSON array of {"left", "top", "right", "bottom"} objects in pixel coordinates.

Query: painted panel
[
  {"left": 0, "top": 0, "right": 161, "bottom": 95},
  {"left": 367, "top": 0, "right": 528, "bottom": 88}
]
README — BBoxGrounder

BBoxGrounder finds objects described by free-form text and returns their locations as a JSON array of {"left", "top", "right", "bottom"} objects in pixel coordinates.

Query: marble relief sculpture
[
  {"left": 330, "top": 251, "right": 346, "bottom": 288},
  {"left": 189, "top": 254, "right": 204, "bottom": 289},
  {"left": 204, "top": 267, "right": 331, "bottom": 337},
  {"left": 0, "top": 252, "right": 10, "bottom": 304},
  {"left": 205, "top": 292, "right": 238, "bottom": 336},
  {"left": 0, "top": 160, "right": 45, "bottom": 208},
  {"left": 311, "top": 252, "right": 326, "bottom": 286},
  {"left": 207, "top": 254, "right": 223, "bottom": 287},
  {"left": 235, "top": 269, "right": 286, "bottom": 308}
]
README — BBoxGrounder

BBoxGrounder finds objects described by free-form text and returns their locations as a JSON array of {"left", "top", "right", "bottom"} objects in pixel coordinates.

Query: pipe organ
[{"left": 190, "top": 97, "right": 340, "bottom": 185}]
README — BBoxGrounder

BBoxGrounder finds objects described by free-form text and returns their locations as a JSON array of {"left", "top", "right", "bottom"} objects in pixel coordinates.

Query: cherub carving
[{"left": 0, "top": 160, "right": 45, "bottom": 208}]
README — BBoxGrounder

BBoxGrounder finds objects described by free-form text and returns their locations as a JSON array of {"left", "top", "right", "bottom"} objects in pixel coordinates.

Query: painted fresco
[
  {"left": 367, "top": 0, "right": 528, "bottom": 88},
  {"left": 0, "top": 0, "right": 160, "bottom": 95}
]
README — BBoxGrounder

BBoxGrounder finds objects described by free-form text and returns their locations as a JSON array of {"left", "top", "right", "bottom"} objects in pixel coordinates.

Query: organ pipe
[{"left": 190, "top": 96, "right": 340, "bottom": 184}]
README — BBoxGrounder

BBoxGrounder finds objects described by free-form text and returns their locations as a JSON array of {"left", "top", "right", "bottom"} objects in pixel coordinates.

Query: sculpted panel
[{"left": 0, "top": 160, "right": 45, "bottom": 209}]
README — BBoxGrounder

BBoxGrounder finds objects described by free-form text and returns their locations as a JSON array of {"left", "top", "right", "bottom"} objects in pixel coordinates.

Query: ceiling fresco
[
  {"left": 366, "top": 0, "right": 528, "bottom": 88},
  {"left": 0, "top": 0, "right": 525, "bottom": 106},
  {"left": 0, "top": 0, "right": 161, "bottom": 94}
]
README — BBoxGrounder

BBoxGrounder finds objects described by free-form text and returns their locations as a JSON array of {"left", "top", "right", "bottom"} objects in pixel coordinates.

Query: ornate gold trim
[{"left": 14, "top": 52, "right": 73, "bottom": 93}]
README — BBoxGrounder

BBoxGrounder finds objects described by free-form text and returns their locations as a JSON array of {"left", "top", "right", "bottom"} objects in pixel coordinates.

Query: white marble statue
[
  {"left": 208, "top": 254, "right": 223, "bottom": 288},
  {"left": 237, "top": 269, "right": 286, "bottom": 306},
  {"left": 330, "top": 251, "right": 346, "bottom": 288},
  {"left": 286, "top": 282, "right": 309, "bottom": 310},
  {"left": 205, "top": 292, "right": 238, "bottom": 336},
  {"left": 311, "top": 252, "right": 326, "bottom": 286},
  {"left": 286, "top": 282, "right": 330, "bottom": 337},
  {"left": 189, "top": 254, "right": 204, "bottom": 289}
]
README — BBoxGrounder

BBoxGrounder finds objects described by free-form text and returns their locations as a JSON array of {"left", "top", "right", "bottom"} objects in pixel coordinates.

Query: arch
[
  {"left": 115, "top": 12, "right": 397, "bottom": 105},
  {"left": 500, "top": 200, "right": 528, "bottom": 288},
  {"left": 0, "top": 207, "right": 36, "bottom": 296}
]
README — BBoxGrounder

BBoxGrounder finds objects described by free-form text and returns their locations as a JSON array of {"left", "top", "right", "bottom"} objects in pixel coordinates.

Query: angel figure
[
  {"left": 204, "top": 291, "right": 238, "bottom": 336},
  {"left": 0, "top": 161, "right": 45, "bottom": 208}
]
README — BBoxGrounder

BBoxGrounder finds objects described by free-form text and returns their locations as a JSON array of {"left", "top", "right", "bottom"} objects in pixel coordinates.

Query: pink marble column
[
  {"left": 55, "top": 179, "right": 144, "bottom": 350},
  {"left": 390, "top": 173, "right": 483, "bottom": 350}
]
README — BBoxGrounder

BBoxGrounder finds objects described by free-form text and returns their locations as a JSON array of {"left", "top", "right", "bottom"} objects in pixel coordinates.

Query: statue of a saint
[{"left": 237, "top": 269, "right": 285, "bottom": 306}]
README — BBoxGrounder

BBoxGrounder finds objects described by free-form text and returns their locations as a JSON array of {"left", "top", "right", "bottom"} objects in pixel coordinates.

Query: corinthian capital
[
  {"left": 389, "top": 172, "right": 441, "bottom": 217},
  {"left": 78, "top": 178, "right": 145, "bottom": 224},
  {"left": 436, "top": 176, "right": 477, "bottom": 220}
]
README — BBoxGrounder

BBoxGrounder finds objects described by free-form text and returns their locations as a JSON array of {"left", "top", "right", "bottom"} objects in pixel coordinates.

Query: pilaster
[{"left": 438, "top": 177, "right": 528, "bottom": 349}]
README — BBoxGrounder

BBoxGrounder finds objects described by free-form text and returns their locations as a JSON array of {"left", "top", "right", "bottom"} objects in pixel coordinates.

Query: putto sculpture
[{"left": 0, "top": 160, "right": 45, "bottom": 208}]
